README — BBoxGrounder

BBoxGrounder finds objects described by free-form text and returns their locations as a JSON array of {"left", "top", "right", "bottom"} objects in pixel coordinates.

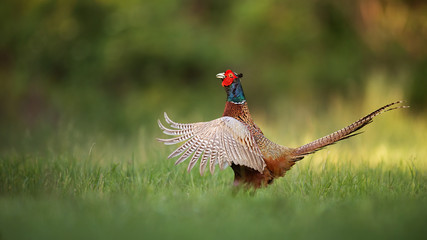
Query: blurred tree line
[{"left": 0, "top": 0, "right": 426, "bottom": 140}]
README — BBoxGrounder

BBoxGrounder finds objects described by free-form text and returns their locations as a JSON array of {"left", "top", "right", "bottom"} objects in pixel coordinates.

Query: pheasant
[{"left": 157, "top": 70, "right": 407, "bottom": 188}]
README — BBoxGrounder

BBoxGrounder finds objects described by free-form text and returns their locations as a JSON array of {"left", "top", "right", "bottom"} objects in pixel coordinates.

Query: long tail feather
[{"left": 291, "top": 101, "right": 409, "bottom": 160}]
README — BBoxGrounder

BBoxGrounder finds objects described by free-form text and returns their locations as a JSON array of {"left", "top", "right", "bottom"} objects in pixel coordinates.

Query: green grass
[
  {"left": 1, "top": 153, "right": 426, "bottom": 240},
  {"left": 1, "top": 95, "right": 427, "bottom": 240}
]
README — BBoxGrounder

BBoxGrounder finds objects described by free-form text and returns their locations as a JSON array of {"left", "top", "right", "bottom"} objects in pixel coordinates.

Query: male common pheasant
[{"left": 158, "top": 70, "right": 407, "bottom": 188}]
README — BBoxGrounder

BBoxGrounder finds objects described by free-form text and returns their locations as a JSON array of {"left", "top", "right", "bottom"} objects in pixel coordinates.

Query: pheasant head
[{"left": 216, "top": 69, "right": 246, "bottom": 103}]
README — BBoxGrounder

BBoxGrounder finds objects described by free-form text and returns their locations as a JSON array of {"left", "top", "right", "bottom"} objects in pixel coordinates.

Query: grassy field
[
  {"left": 1, "top": 95, "right": 426, "bottom": 240},
  {"left": 1, "top": 1, "right": 426, "bottom": 238}
]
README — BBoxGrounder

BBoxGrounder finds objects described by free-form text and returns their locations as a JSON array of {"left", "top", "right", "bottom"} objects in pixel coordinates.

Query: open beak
[{"left": 216, "top": 72, "right": 225, "bottom": 79}]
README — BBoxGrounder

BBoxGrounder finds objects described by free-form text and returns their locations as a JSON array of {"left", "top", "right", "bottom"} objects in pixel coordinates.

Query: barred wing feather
[{"left": 157, "top": 113, "right": 266, "bottom": 175}]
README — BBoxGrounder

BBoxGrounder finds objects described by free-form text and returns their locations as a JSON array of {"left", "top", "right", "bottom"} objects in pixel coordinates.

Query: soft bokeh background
[
  {"left": 1, "top": 0, "right": 426, "bottom": 151},
  {"left": 1, "top": 1, "right": 427, "bottom": 239}
]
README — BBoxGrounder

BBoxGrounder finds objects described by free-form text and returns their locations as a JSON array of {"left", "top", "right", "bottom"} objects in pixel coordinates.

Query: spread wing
[{"left": 157, "top": 113, "right": 266, "bottom": 175}]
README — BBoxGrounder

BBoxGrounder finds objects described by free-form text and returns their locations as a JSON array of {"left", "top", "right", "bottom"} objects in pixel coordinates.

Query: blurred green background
[
  {"left": 1, "top": 0, "right": 426, "bottom": 151},
  {"left": 1, "top": 1, "right": 427, "bottom": 239}
]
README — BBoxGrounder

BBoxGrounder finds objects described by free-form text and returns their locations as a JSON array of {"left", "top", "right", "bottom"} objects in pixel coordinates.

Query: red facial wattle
[{"left": 222, "top": 70, "right": 237, "bottom": 87}]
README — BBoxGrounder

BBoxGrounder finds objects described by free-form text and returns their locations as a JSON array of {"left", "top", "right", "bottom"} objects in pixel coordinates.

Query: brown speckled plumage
[
  {"left": 158, "top": 70, "right": 408, "bottom": 189},
  {"left": 222, "top": 101, "right": 295, "bottom": 187}
]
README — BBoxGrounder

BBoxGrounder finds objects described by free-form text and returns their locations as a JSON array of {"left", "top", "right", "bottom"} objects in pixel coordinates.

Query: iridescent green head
[{"left": 216, "top": 70, "right": 246, "bottom": 104}]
